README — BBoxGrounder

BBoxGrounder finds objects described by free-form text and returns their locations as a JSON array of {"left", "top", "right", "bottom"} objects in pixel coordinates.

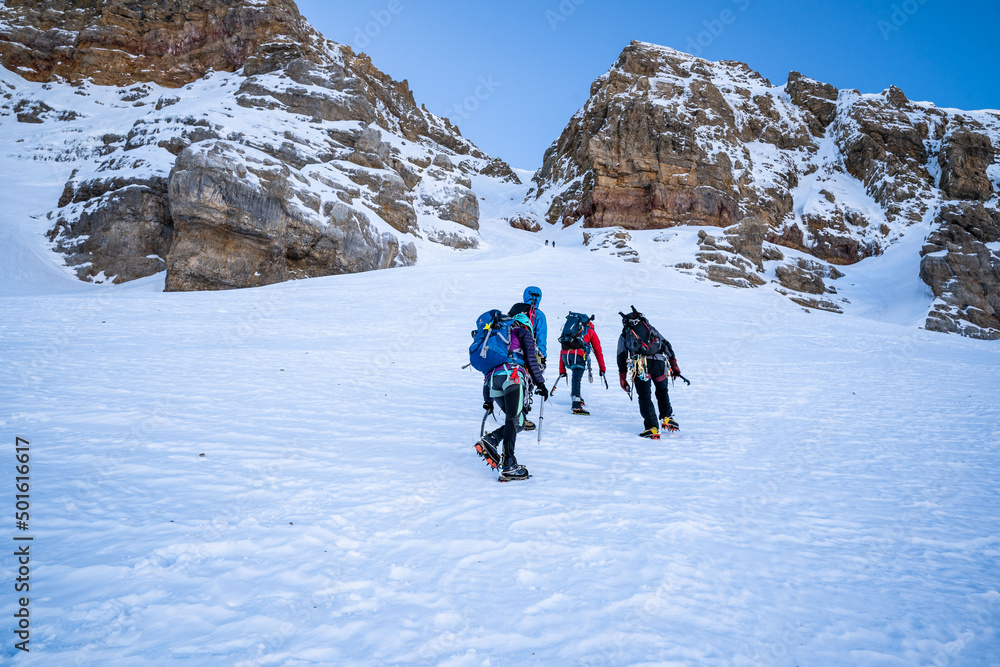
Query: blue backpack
[
  {"left": 558, "top": 312, "right": 592, "bottom": 350},
  {"left": 469, "top": 310, "right": 523, "bottom": 375}
]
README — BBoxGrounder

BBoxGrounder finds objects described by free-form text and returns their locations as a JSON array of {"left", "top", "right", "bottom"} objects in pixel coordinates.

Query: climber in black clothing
[{"left": 616, "top": 307, "right": 682, "bottom": 439}]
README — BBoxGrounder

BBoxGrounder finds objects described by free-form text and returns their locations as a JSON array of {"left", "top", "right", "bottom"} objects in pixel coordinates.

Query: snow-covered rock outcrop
[
  {"left": 525, "top": 41, "right": 1000, "bottom": 338},
  {"left": 0, "top": 0, "right": 518, "bottom": 291}
]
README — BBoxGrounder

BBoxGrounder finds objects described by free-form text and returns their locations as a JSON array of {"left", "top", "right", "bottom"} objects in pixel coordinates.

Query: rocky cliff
[
  {"left": 0, "top": 0, "right": 311, "bottom": 87},
  {"left": 526, "top": 41, "right": 1000, "bottom": 339},
  {"left": 0, "top": 0, "right": 518, "bottom": 291}
]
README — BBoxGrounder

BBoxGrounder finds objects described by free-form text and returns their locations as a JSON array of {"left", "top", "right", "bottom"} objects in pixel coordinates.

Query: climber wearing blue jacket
[
  {"left": 507, "top": 286, "right": 548, "bottom": 432},
  {"left": 522, "top": 286, "right": 548, "bottom": 362}
]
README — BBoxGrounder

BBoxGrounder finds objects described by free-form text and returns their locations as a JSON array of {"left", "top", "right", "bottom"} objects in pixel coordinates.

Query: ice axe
[{"left": 479, "top": 403, "right": 496, "bottom": 439}]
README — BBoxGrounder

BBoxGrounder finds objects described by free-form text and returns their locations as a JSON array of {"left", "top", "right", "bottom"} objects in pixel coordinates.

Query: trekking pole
[{"left": 537, "top": 396, "right": 544, "bottom": 444}]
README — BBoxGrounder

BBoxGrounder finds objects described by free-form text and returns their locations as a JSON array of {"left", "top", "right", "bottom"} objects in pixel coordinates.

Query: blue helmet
[
  {"left": 523, "top": 286, "right": 542, "bottom": 307},
  {"left": 512, "top": 312, "right": 533, "bottom": 331}
]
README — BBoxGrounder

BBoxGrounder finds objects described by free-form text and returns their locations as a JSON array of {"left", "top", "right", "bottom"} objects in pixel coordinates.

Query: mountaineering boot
[
  {"left": 498, "top": 456, "right": 530, "bottom": 482},
  {"left": 474, "top": 434, "right": 500, "bottom": 469},
  {"left": 661, "top": 416, "right": 679, "bottom": 432},
  {"left": 639, "top": 426, "right": 660, "bottom": 440},
  {"left": 499, "top": 464, "right": 530, "bottom": 482},
  {"left": 522, "top": 419, "right": 536, "bottom": 431},
  {"left": 572, "top": 406, "right": 590, "bottom": 415}
]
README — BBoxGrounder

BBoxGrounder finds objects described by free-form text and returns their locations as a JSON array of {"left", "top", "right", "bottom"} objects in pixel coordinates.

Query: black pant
[
  {"left": 561, "top": 349, "right": 587, "bottom": 410},
  {"left": 634, "top": 357, "right": 672, "bottom": 429},
  {"left": 487, "top": 370, "right": 525, "bottom": 464},
  {"left": 569, "top": 366, "right": 586, "bottom": 409}
]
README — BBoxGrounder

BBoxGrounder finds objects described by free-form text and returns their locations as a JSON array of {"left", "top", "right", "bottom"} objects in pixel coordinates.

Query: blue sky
[{"left": 295, "top": 0, "right": 1000, "bottom": 171}]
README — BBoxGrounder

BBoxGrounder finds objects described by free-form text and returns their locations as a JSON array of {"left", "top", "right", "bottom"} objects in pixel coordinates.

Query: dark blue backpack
[
  {"left": 558, "top": 312, "right": 591, "bottom": 350},
  {"left": 469, "top": 310, "right": 523, "bottom": 375}
]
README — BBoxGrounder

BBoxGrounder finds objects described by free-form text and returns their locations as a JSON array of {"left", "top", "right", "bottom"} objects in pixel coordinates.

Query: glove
[
  {"left": 619, "top": 372, "right": 630, "bottom": 393},
  {"left": 669, "top": 359, "right": 681, "bottom": 378},
  {"left": 535, "top": 385, "right": 549, "bottom": 401},
  {"left": 483, "top": 400, "right": 494, "bottom": 413}
]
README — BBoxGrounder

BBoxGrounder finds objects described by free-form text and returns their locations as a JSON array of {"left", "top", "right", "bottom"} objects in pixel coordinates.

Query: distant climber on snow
[{"left": 617, "top": 306, "right": 687, "bottom": 439}]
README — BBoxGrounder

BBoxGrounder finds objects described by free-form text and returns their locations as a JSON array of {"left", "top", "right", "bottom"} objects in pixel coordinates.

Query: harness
[{"left": 627, "top": 354, "right": 650, "bottom": 384}]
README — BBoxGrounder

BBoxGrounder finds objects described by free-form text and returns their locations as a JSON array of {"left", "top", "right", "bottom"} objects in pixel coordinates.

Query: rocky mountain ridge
[
  {"left": 524, "top": 41, "right": 1000, "bottom": 339},
  {"left": 2, "top": 8, "right": 997, "bottom": 340},
  {"left": 0, "top": 0, "right": 518, "bottom": 291}
]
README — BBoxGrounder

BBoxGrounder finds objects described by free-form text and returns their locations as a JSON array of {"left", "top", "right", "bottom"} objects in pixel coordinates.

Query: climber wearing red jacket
[{"left": 557, "top": 314, "right": 606, "bottom": 415}]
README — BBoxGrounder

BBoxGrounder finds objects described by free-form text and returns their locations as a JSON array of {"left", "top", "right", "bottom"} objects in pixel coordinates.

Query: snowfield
[
  {"left": 2, "top": 201, "right": 1000, "bottom": 665},
  {"left": 1, "top": 11, "right": 998, "bottom": 663}
]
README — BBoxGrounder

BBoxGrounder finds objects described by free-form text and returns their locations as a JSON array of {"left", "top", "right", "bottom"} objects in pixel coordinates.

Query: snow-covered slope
[
  {"left": 1, "top": 16, "right": 998, "bottom": 663},
  {"left": 2, "top": 199, "right": 999, "bottom": 664}
]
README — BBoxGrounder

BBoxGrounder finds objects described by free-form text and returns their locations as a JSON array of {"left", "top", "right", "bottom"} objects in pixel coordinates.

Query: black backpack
[
  {"left": 558, "top": 312, "right": 592, "bottom": 350},
  {"left": 620, "top": 306, "right": 666, "bottom": 357}
]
